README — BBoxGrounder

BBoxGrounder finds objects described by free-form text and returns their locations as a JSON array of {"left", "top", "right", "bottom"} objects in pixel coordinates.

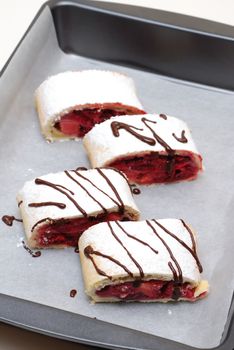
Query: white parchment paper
[{"left": 0, "top": 7, "right": 234, "bottom": 349}]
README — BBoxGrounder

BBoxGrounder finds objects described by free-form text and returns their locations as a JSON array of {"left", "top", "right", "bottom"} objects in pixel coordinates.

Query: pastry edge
[
  {"left": 85, "top": 280, "right": 209, "bottom": 303},
  {"left": 17, "top": 202, "right": 140, "bottom": 249}
]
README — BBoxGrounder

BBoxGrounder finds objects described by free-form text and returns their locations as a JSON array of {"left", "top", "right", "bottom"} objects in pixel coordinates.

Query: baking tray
[{"left": 0, "top": 1, "right": 234, "bottom": 349}]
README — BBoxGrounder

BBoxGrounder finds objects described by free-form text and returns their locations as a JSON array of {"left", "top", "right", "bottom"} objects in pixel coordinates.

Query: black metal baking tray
[{"left": 0, "top": 1, "right": 234, "bottom": 349}]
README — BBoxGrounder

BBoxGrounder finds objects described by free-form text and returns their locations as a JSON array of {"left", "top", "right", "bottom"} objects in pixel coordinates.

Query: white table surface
[{"left": 0, "top": 0, "right": 233, "bottom": 349}]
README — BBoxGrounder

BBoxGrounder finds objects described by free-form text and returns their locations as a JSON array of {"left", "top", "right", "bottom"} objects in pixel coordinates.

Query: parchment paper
[{"left": 0, "top": 7, "right": 234, "bottom": 349}]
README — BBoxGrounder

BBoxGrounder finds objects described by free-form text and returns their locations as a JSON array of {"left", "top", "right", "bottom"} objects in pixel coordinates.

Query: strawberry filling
[
  {"left": 37, "top": 212, "right": 127, "bottom": 247},
  {"left": 54, "top": 106, "right": 145, "bottom": 137},
  {"left": 109, "top": 152, "right": 202, "bottom": 184},
  {"left": 96, "top": 280, "right": 203, "bottom": 301}
]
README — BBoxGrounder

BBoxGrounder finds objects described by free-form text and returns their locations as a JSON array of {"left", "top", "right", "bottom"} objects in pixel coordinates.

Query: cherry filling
[
  {"left": 54, "top": 106, "right": 145, "bottom": 137},
  {"left": 109, "top": 152, "right": 202, "bottom": 185},
  {"left": 37, "top": 212, "right": 127, "bottom": 247},
  {"left": 96, "top": 280, "right": 204, "bottom": 301}
]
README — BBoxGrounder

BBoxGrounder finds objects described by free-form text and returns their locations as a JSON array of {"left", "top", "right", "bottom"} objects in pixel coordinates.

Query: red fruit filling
[
  {"left": 37, "top": 212, "right": 128, "bottom": 247},
  {"left": 54, "top": 106, "right": 145, "bottom": 137},
  {"left": 109, "top": 152, "right": 202, "bottom": 185},
  {"left": 96, "top": 280, "right": 204, "bottom": 301}
]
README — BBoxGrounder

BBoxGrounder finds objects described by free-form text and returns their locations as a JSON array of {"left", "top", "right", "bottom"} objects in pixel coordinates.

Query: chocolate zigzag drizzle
[
  {"left": 142, "top": 117, "right": 173, "bottom": 153},
  {"left": 64, "top": 170, "right": 107, "bottom": 213},
  {"left": 83, "top": 220, "right": 202, "bottom": 300},
  {"left": 180, "top": 219, "right": 202, "bottom": 272},
  {"left": 31, "top": 169, "right": 127, "bottom": 232},
  {"left": 35, "top": 178, "right": 86, "bottom": 216},
  {"left": 107, "top": 222, "right": 144, "bottom": 278},
  {"left": 111, "top": 116, "right": 181, "bottom": 179},
  {"left": 97, "top": 168, "right": 125, "bottom": 212},
  {"left": 84, "top": 245, "right": 133, "bottom": 279},
  {"left": 155, "top": 219, "right": 203, "bottom": 273},
  {"left": 146, "top": 220, "right": 183, "bottom": 300},
  {"left": 111, "top": 116, "right": 174, "bottom": 151},
  {"left": 146, "top": 220, "right": 183, "bottom": 284},
  {"left": 111, "top": 121, "right": 156, "bottom": 146},
  {"left": 115, "top": 221, "right": 158, "bottom": 255},
  {"left": 84, "top": 221, "right": 160, "bottom": 281},
  {"left": 71, "top": 168, "right": 124, "bottom": 212},
  {"left": 172, "top": 130, "right": 188, "bottom": 143}
]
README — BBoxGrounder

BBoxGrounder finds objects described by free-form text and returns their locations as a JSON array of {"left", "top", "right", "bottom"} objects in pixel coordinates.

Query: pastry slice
[
  {"left": 79, "top": 219, "right": 209, "bottom": 302},
  {"left": 83, "top": 113, "right": 203, "bottom": 184},
  {"left": 35, "top": 70, "right": 145, "bottom": 141},
  {"left": 17, "top": 168, "right": 140, "bottom": 249}
]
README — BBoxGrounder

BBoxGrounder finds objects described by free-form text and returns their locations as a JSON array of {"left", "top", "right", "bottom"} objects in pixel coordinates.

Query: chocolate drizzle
[
  {"left": 147, "top": 220, "right": 183, "bottom": 284},
  {"left": 18, "top": 200, "right": 23, "bottom": 207},
  {"left": 111, "top": 116, "right": 176, "bottom": 178},
  {"left": 146, "top": 220, "right": 183, "bottom": 300},
  {"left": 111, "top": 121, "right": 156, "bottom": 146},
  {"left": 32, "top": 169, "right": 127, "bottom": 232},
  {"left": 130, "top": 184, "right": 141, "bottom": 195},
  {"left": 28, "top": 202, "right": 66, "bottom": 209},
  {"left": 83, "top": 220, "right": 203, "bottom": 301},
  {"left": 75, "top": 167, "right": 88, "bottom": 171},
  {"left": 155, "top": 220, "right": 203, "bottom": 273},
  {"left": 70, "top": 289, "right": 77, "bottom": 297},
  {"left": 35, "top": 178, "right": 87, "bottom": 217},
  {"left": 115, "top": 221, "right": 158, "bottom": 255},
  {"left": 159, "top": 113, "right": 167, "bottom": 120},
  {"left": 142, "top": 117, "right": 173, "bottom": 153},
  {"left": 35, "top": 179, "right": 74, "bottom": 195},
  {"left": 84, "top": 245, "right": 133, "bottom": 279},
  {"left": 72, "top": 169, "right": 121, "bottom": 210},
  {"left": 2, "top": 215, "right": 22, "bottom": 226},
  {"left": 22, "top": 240, "right": 41, "bottom": 257},
  {"left": 64, "top": 170, "right": 107, "bottom": 213},
  {"left": 180, "top": 219, "right": 203, "bottom": 273},
  {"left": 172, "top": 130, "right": 188, "bottom": 143},
  {"left": 31, "top": 217, "right": 53, "bottom": 232},
  {"left": 108, "top": 222, "right": 144, "bottom": 278},
  {"left": 96, "top": 168, "right": 125, "bottom": 213}
]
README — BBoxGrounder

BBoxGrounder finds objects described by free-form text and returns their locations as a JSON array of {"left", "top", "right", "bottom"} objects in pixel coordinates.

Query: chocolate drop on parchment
[
  {"left": 2, "top": 215, "right": 23, "bottom": 226},
  {"left": 130, "top": 184, "right": 141, "bottom": 195},
  {"left": 70, "top": 289, "right": 77, "bottom": 298},
  {"left": 22, "top": 241, "right": 41, "bottom": 258}
]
